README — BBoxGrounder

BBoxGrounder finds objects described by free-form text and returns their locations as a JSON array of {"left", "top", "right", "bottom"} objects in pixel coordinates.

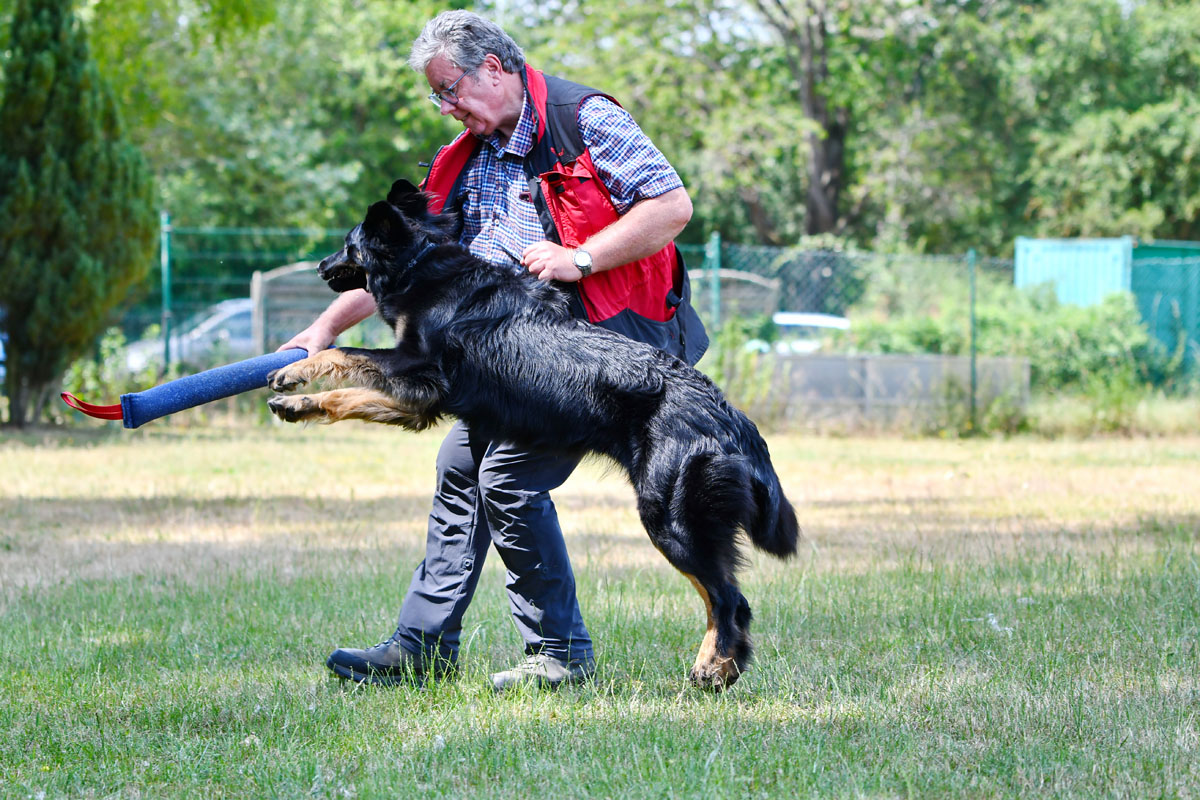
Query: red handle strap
[{"left": 60, "top": 392, "right": 124, "bottom": 421}]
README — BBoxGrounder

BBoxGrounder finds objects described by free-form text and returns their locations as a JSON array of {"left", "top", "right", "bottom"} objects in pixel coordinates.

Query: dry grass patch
[{"left": 4, "top": 429, "right": 1200, "bottom": 589}]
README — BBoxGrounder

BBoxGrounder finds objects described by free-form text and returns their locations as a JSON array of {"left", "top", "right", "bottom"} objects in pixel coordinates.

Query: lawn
[{"left": 2, "top": 424, "right": 1198, "bottom": 798}]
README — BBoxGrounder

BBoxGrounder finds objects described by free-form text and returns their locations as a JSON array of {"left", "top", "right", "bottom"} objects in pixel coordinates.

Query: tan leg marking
[
  {"left": 682, "top": 574, "right": 741, "bottom": 691},
  {"left": 268, "top": 388, "right": 437, "bottom": 429},
  {"left": 268, "top": 349, "right": 381, "bottom": 393}
]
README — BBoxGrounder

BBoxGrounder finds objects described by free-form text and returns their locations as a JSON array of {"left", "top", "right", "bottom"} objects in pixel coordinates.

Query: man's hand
[
  {"left": 521, "top": 241, "right": 584, "bottom": 282},
  {"left": 275, "top": 322, "right": 336, "bottom": 355},
  {"left": 275, "top": 288, "right": 377, "bottom": 354},
  {"left": 518, "top": 187, "right": 692, "bottom": 283}
]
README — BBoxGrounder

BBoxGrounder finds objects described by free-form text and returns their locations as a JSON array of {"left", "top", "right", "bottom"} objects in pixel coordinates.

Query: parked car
[
  {"left": 125, "top": 298, "right": 256, "bottom": 371},
  {"left": 746, "top": 311, "right": 851, "bottom": 355}
]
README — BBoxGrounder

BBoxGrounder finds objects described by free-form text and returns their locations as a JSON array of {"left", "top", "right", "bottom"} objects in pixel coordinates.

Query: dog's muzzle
[{"left": 318, "top": 251, "right": 366, "bottom": 292}]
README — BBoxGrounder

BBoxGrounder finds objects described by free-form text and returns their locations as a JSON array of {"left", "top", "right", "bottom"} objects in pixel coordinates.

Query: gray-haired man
[{"left": 280, "top": 10, "right": 704, "bottom": 691}]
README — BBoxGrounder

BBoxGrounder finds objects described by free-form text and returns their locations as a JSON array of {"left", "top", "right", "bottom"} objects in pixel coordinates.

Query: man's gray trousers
[{"left": 393, "top": 420, "right": 594, "bottom": 664}]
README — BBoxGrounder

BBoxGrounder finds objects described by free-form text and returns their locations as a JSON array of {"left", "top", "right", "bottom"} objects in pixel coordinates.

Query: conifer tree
[{"left": 0, "top": 0, "right": 156, "bottom": 426}]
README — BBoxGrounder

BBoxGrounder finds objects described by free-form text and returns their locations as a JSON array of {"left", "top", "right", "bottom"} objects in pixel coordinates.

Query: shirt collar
[{"left": 482, "top": 89, "right": 536, "bottom": 159}]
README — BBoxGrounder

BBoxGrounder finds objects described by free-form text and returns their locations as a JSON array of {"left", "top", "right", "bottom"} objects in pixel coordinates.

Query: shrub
[{"left": 843, "top": 284, "right": 1188, "bottom": 394}]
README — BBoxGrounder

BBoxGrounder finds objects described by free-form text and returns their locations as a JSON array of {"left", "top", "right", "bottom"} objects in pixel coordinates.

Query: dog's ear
[
  {"left": 386, "top": 179, "right": 429, "bottom": 217},
  {"left": 363, "top": 201, "right": 412, "bottom": 245}
]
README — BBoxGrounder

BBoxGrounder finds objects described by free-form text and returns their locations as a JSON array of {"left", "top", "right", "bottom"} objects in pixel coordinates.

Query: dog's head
[{"left": 318, "top": 179, "right": 454, "bottom": 294}]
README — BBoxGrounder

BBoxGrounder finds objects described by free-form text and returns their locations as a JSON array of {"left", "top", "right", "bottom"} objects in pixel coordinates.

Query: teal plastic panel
[
  {"left": 1014, "top": 237, "right": 1133, "bottom": 306},
  {"left": 1131, "top": 240, "right": 1200, "bottom": 261}
]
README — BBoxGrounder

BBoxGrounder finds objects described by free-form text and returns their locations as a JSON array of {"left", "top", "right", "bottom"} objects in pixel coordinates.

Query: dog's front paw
[
  {"left": 268, "top": 394, "right": 323, "bottom": 423},
  {"left": 267, "top": 365, "right": 308, "bottom": 393}
]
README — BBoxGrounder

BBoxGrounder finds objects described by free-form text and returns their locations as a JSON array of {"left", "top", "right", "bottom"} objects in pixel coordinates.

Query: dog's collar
[{"left": 406, "top": 241, "right": 437, "bottom": 271}]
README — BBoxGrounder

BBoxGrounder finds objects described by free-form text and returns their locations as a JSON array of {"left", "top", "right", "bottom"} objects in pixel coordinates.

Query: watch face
[{"left": 574, "top": 249, "right": 592, "bottom": 268}]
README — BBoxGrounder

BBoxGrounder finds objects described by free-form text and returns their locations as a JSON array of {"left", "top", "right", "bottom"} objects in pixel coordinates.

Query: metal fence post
[
  {"left": 968, "top": 248, "right": 977, "bottom": 431},
  {"left": 705, "top": 231, "right": 721, "bottom": 329},
  {"left": 160, "top": 211, "right": 173, "bottom": 368},
  {"left": 250, "top": 269, "right": 266, "bottom": 356}
]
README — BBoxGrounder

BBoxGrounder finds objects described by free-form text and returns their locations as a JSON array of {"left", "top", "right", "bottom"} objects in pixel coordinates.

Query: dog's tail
[
  {"left": 745, "top": 461, "right": 800, "bottom": 559},
  {"left": 684, "top": 447, "right": 799, "bottom": 560},
  {"left": 737, "top": 421, "right": 800, "bottom": 558}
]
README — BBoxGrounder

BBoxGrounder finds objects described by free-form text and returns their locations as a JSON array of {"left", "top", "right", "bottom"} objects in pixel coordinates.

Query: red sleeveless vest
[{"left": 421, "top": 66, "right": 678, "bottom": 324}]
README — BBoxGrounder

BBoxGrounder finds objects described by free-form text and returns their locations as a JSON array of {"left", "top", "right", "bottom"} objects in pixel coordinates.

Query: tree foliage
[
  {"left": 872, "top": 0, "right": 1200, "bottom": 252},
  {"left": 1021, "top": 1, "right": 1200, "bottom": 240},
  {"left": 46, "top": 0, "right": 1198, "bottom": 254},
  {"left": 79, "top": 0, "right": 466, "bottom": 228},
  {"left": 1028, "top": 92, "right": 1200, "bottom": 239},
  {"left": 0, "top": 0, "right": 156, "bottom": 425}
]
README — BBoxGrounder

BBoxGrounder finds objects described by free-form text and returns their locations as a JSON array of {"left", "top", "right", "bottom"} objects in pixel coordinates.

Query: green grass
[{"left": 2, "top": 425, "right": 1199, "bottom": 797}]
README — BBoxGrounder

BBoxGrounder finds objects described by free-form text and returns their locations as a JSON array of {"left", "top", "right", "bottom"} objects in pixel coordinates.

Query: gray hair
[{"left": 407, "top": 10, "right": 525, "bottom": 74}]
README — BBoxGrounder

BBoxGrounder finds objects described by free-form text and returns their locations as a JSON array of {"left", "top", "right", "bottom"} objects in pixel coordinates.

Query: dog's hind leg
[
  {"left": 636, "top": 463, "right": 754, "bottom": 691},
  {"left": 679, "top": 572, "right": 753, "bottom": 691},
  {"left": 268, "top": 388, "right": 440, "bottom": 430}
]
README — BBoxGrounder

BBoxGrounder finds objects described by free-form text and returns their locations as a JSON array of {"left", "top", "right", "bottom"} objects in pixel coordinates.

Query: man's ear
[
  {"left": 363, "top": 201, "right": 411, "bottom": 244},
  {"left": 386, "top": 179, "right": 429, "bottom": 217}
]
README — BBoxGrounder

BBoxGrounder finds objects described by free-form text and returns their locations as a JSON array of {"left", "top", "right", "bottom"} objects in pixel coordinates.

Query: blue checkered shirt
[{"left": 455, "top": 92, "right": 683, "bottom": 269}]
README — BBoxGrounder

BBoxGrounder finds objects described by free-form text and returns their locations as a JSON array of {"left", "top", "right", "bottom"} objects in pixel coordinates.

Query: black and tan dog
[{"left": 267, "top": 179, "right": 799, "bottom": 690}]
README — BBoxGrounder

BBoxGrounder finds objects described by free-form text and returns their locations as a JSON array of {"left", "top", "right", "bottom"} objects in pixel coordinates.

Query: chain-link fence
[
  {"left": 679, "top": 235, "right": 1014, "bottom": 327},
  {"left": 139, "top": 224, "right": 1015, "bottom": 341},
  {"left": 678, "top": 235, "right": 1025, "bottom": 429},
  {"left": 114, "top": 218, "right": 1200, "bottom": 431},
  {"left": 120, "top": 217, "right": 347, "bottom": 367},
  {"left": 125, "top": 222, "right": 1030, "bottom": 428}
]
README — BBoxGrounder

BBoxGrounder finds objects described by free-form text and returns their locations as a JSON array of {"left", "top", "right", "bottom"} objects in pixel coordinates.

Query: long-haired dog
[{"left": 267, "top": 179, "right": 799, "bottom": 690}]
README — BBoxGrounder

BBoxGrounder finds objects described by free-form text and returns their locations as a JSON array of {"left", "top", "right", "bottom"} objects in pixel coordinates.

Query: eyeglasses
[{"left": 428, "top": 70, "right": 471, "bottom": 108}]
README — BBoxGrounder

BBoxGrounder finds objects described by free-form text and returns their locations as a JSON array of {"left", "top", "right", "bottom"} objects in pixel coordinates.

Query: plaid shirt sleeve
[{"left": 577, "top": 96, "right": 684, "bottom": 216}]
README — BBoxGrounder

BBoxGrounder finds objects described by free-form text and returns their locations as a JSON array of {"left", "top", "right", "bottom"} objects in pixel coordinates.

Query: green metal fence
[
  {"left": 126, "top": 220, "right": 1031, "bottom": 427},
  {"left": 1130, "top": 257, "right": 1200, "bottom": 365},
  {"left": 126, "top": 218, "right": 347, "bottom": 363},
  {"left": 134, "top": 221, "right": 1014, "bottom": 353}
]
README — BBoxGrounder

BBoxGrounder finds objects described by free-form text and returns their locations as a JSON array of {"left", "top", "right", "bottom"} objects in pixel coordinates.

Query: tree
[
  {"left": 1027, "top": 92, "right": 1200, "bottom": 240},
  {"left": 519, "top": 0, "right": 815, "bottom": 245},
  {"left": 0, "top": 0, "right": 156, "bottom": 425},
  {"left": 523, "top": 0, "right": 964, "bottom": 245},
  {"left": 79, "top": 0, "right": 462, "bottom": 229},
  {"left": 749, "top": 0, "right": 851, "bottom": 236}
]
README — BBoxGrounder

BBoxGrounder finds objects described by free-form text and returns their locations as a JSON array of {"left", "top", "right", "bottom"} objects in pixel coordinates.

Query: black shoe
[
  {"left": 490, "top": 653, "right": 596, "bottom": 693},
  {"left": 326, "top": 636, "right": 455, "bottom": 686}
]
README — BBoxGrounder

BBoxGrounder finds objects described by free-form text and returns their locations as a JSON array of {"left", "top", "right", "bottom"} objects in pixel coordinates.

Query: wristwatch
[{"left": 573, "top": 247, "right": 594, "bottom": 277}]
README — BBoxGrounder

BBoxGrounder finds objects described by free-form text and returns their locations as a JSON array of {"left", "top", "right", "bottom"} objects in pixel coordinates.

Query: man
[{"left": 279, "top": 10, "right": 706, "bottom": 691}]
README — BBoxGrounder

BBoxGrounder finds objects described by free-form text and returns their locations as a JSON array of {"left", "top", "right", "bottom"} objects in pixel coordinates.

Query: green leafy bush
[
  {"left": 842, "top": 284, "right": 1189, "bottom": 393},
  {"left": 698, "top": 315, "right": 773, "bottom": 395}
]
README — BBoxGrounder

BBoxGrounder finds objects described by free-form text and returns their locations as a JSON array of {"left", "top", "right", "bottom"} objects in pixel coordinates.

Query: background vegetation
[
  {"left": 3, "top": 0, "right": 1199, "bottom": 427},
  {"left": 4, "top": 0, "right": 1198, "bottom": 248}
]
